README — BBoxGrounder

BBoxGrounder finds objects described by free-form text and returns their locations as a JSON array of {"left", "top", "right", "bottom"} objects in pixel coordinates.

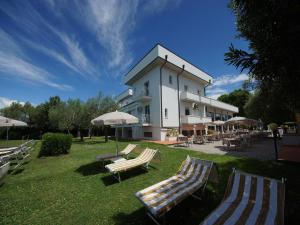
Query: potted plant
[{"left": 166, "top": 129, "right": 179, "bottom": 141}]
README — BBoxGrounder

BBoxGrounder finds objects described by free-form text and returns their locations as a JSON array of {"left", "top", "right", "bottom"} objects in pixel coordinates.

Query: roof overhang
[{"left": 124, "top": 44, "right": 213, "bottom": 85}]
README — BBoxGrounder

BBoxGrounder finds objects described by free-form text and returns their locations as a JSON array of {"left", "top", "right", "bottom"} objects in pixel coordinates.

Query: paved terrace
[{"left": 170, "top": 138, "right": 282, "bottom": 161}]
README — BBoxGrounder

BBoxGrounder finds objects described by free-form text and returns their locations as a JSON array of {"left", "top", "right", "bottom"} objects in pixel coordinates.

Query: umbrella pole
[{"left": 115, "top": 127, "right": 119, "bottom": 156}]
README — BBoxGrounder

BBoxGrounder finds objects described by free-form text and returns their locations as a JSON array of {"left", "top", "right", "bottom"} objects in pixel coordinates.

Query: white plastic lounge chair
[
  {"left": 0, "top": 162, "right": 10, "bottom": 185},
  {"left": 96, "top": 144, "right": 137, "bottom": 167},
  {"left": 105, "top": 148, "right": 158, "bottom": 182},
  {"left": 200, "top": 169, "right": 285, "bottom": 225},
  {"left": 135, "top": 156, "right": 218, "bottom": 224}
]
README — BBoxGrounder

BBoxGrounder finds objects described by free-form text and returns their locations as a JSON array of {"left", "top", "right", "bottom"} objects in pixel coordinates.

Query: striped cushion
[
  {"left": 201, "top": 170, "right": 285, "bottom": 225},
  {"left": 105, "top": 148, "right": 157, "bottom": 173},
  {"left": 135, "top": 156, "right": 214, "bottom": 217},
  {"left": 120, "top": 144, "right": 137, "bottom": 155}
]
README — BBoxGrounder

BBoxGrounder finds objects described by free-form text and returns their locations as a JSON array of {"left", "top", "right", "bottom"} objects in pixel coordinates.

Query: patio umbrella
[
  {"left": 91, "top": 111, "right": 139, "bottom": 155},
  {"left": 0, "top": 116, "right": 28, "bottom": 140},
  {"left": 225, "top": 116, "right": 258, "bottom": 126}
]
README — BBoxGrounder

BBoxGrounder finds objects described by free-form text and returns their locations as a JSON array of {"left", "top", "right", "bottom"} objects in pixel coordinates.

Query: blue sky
[{"left": 0, "top": 0, "right": 249, "bottom": 108}]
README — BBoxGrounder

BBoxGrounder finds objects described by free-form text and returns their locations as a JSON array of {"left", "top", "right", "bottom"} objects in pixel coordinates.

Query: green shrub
[{"left": 39, "top": 132, "right": 72, "bottom": 157}]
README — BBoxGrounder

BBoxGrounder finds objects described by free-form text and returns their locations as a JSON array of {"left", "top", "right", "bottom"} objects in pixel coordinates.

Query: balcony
[
  {"left": 180, "top": 91, "right": 238, "bottom": 113},
  {"left": 134, "top": 90, "right": 152, "bottom": 102},
  {"left": 180, "top": 92, "right": 201, "bottom": 102},
  {"left": 116, "top": 89, "right": 133, "bottom": 102},
  {"left": 181, "top": 115, "right": 212, "bottom": 124}
]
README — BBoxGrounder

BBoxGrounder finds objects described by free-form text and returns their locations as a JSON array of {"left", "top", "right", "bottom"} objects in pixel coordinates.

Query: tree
[
  {"left": 244, "top": 89, "right": 294, "bottom": 125},
  {"left": 225, "top": 0, "right": 300, "bottom": 115},
  {"left": 218, "top": 89, "right": 250, "bottom": 116},
  {"left": 49, "top": 102, "right": 74, "bottom": 134}
]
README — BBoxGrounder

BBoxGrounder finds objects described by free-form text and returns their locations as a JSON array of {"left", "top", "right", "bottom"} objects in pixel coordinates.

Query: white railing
[
  {"left": 181, "top": 91, "right": 238, "bottom": 113},
  {"left": 181, "top": 115, "right": 212, "bottom": 124},
  {"left": 116, "top": 89, "right": 133, "bottom": 102}
]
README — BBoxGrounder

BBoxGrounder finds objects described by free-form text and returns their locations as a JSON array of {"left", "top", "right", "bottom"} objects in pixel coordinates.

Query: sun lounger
[
  {"left": 135, "top": 156, "right": 218, "bottom": 224},
  {"left": 105, "top": 148, "right": 157, "bottom": 182},
  {"left": 96, "top": 144, "right": 137, "bottom": 167},
  {"left": 200, "top": 169, "right": 285, "bottom": 225},
  {"left": 0, "top": 162, "right": 10, "bottom": 185}
]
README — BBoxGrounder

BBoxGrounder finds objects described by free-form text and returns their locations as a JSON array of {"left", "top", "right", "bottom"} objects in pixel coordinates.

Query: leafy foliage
[
  {"left": 39, "top": 132, "right": 72, "bottom": 157},
  {"left": 0, "top": 92, "right": 118, "bottom": 139},
  {"left": 217, "top": 89, "right": 250, "bottom": 116},
  {"left": 226, "top": 0, "right": 300, "bottom": 112}
]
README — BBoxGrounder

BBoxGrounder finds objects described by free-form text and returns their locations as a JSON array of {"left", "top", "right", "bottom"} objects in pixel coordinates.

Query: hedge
[{"left": 39, "top": 132, "right": 72, "bottom": 157}]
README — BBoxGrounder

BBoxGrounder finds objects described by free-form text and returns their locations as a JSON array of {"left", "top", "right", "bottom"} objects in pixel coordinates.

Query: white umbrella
[
  {"left": 225, "top": 116, "right": 258, "bottom": 125},
  {"left": 0, "top": 116, "right": 27, "bottom": 140},
  {"left": 91, "top": 111, "right": 139, "bottom": 155},
  {"left": 213, "top": 120, "right": 225, "bottom": 125}
]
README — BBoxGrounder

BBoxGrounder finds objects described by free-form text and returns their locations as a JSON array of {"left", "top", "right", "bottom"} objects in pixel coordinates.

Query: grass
[
  {"left": 0, "top": 139, "right": 26, "bottom": 148},
  {"left": 0, "top": 137, "right": 299, "bottom": 225}
]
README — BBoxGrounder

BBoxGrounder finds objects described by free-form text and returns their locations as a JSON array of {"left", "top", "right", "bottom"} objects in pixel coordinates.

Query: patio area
[{"left": 172, "top": 137, "right": 281, "bottom": 161}]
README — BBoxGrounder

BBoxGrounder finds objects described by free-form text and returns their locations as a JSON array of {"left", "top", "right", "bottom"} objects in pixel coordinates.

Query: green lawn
[
  {"left": 0, "top": 137, "right": 299, "bottom": 225},
  {"left": 0, "top": 139, "right": 26, "bottom": 148}
]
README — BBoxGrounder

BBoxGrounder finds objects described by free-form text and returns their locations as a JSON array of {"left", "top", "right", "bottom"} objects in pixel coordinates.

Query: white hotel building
[{"left": 116, "top": 44, "right": 238, "bottom": 140}]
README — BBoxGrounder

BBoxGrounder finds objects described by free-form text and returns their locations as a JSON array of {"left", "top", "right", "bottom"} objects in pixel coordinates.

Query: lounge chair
[
  {"left": 200, "top": 169, "right": 285, "bottom": 225},
  {"left": 135, "top": 156, "right": 218, "bottom": 224},
  {"left": 0, "top": 162, "right": 10, "bottom": 185},
  {"left": 105, "top": 148, "right": 158, "bottom": 182},
  {"left": 96, "top": 144, "right": 137, "bottom": 167}
]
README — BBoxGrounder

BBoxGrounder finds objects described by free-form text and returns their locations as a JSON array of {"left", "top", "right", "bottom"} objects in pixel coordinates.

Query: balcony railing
[
  {"left": 181, "top": 115, "right": 212, "bottom": 124},
  {"left": 180, "top": 91, "right": 238, "bottom": 113},
  {"left": 134, "top": 90, "right": 152, "bottom": 102}
]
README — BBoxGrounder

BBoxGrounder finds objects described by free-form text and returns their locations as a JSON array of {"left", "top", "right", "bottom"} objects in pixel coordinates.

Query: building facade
[{"left": 116, "top": 44, "right": 238, "bottom": 140}]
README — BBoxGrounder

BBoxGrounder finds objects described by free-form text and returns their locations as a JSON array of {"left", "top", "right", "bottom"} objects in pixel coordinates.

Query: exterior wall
[
  {"left": 161, "top": 67, "right": 180, "bottom": 128},
  {"left": 130, "top": 66, "right": 161, "bottom": 127}
]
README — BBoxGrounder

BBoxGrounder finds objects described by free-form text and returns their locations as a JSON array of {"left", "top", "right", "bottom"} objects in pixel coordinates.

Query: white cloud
[
  {"left": 206, "top": 74, "right": 248, "bottom": 99},
  {"left": 0, "top": 1, "right": 97, "bottom": 79},
  {"left": 0, "top": 30, "right": 72, "bottom": 90},
  {"left": 143, "top": 0, "right": 182, "bottom": 13},
  {"left": 206, "top": 88, "right": 228, "bottom": 100},
  {"left": 212, "top": 74, "right": 248, "bottom": 87},
  {"left": 81, "top": 0, "right": 139, "bottom": 70},
  {"left": 0, "top": 97, "right": 25, "bottom": 109}
]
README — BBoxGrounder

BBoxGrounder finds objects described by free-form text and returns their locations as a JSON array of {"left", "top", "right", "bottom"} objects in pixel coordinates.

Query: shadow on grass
[
  {"left": 75, "top": 161, "right": 105, "bottom": 176},
  {"left": 101, "top": 168, "right": 150, "bottom": 186}
]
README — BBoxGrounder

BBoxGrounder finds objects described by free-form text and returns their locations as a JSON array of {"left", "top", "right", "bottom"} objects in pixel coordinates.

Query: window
[
  {"left": 145, "top": 105, "right": 150, "bottom": 115},
  {"left": 185, "top": 107, "right": 190, "bottom": 115},
  {"left": 169, "top": 75, "right": 172, "bottom": 84},
  {"left": 184, "top": 85, "right": 188, "bottom": 92},
  {"left": 165, "top": 108, "right": 168, "bottom": 118},
  {"left": 144, "top": 132, "right": 153, "bottom": 138},
  {"left": 144, "top": 81, "right": 149, "bottom": 96}
]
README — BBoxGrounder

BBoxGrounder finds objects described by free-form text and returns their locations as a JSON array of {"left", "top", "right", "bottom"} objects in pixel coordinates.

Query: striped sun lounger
[
  {"left": 135, "top": 156, "right": 218, "bottom": 224},
  {"left": 200, "top": 169, "right": 285, "bottom": 225},
  {"left": 105, "top": 148, "right": 158, "bottom": 182},
  {"left": 96, "top": 144, "right": 137, "bottom": 167}
]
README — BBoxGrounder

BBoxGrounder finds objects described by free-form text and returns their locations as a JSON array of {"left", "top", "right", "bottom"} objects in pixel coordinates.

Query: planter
[{"left": 166, "top": 136, "right": 177, "bottom": 141}]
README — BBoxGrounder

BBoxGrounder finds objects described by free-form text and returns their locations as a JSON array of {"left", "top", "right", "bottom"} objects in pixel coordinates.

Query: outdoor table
[{"left": 96, "top": 153, "right": 125, "bottom": 167}]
